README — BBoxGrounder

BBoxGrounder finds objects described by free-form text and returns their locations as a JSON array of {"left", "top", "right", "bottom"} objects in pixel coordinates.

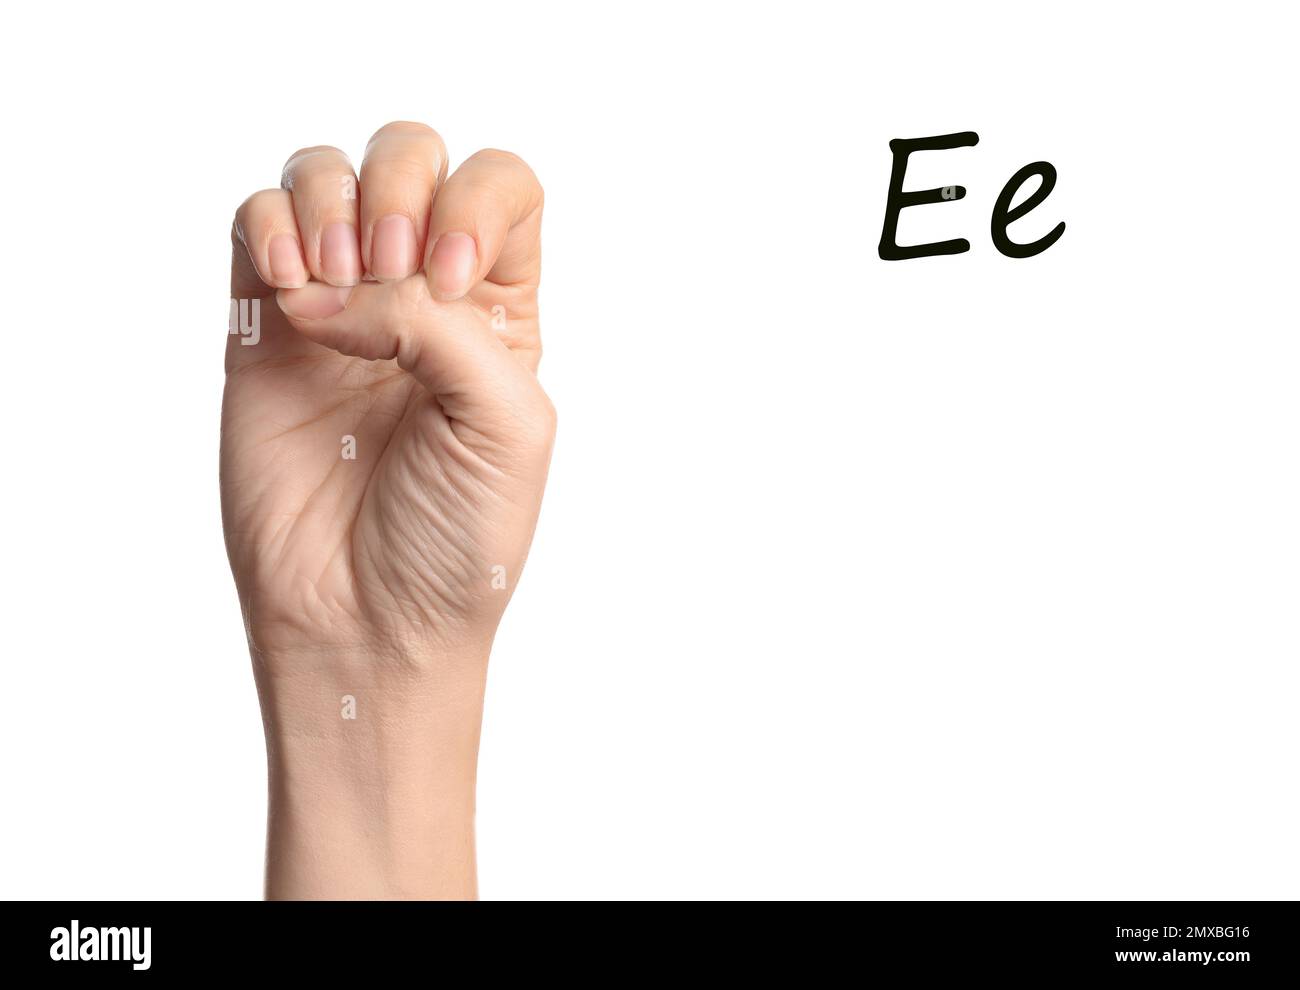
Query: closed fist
[{"left": 221, "top": 121, "right": 554, "bottom": 680}]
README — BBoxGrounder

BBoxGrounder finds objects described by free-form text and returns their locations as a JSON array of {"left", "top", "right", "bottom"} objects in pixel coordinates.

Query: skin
[{"left": 221, "top": 121, "right": 555, "bottom": 899}]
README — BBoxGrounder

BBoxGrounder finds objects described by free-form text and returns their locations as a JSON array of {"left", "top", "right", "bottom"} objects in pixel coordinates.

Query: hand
[{"left": 220, "top": 122, "right": 554, "bottom": 898}]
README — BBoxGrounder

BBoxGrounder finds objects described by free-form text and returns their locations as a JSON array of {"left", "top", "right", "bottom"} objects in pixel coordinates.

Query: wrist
[{"left": 251, "top": 643, "right": 489, "bottom": 900}]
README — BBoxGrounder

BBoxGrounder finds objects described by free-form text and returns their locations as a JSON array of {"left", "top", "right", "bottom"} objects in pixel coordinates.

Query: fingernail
[
  {"left": 320, "top": 222, "right": 361, "bottom": 286},
  {"left": 428, "top": 232, "right": 478, "bottom": 300},
  {"left": 268, "top": 234, "right": 307, "bottom": 288},
  {"left": 370, "top": 214, "right": 418, "bottom": 281},
  {"left": 277, "top": 283, "right": 353, "bottom": 320}
]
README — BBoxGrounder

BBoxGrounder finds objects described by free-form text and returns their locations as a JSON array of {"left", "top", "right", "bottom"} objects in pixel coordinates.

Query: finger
[
  {"left": 424, "top": 149, "right": 543, "bottom": 301},
  {"left": 281, "top": 145, "right": 362, "bottom": 286},
  {"left": 228, "top": 190, "right": 321, "bottom": 373},
  {"left": 359, "top": 121, "right": 448, "bottom": 283},
  {"left": 232, "top": 189, "right": 308, "bottom": 294},
  {"left": 274, "top": 279, "right": 552, "bottom": 448}
]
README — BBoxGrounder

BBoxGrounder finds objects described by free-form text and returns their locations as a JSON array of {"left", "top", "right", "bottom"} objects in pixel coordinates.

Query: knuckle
[
  {"left": 471, "top": 147, "right": 527, "bottom": 170},
  {"left": 363, "top": 154, "right": 436, "bottom": 184},
  {"left": 373, "top": 120, "right": 440, "bottom": 140},
  {"left": 369, "top": 121, "right": 447, "bottom": 153},
  {"left": 281, "top": 145, "right": 351, "bottom": 187},
  {"left": 469, "top": 148, "right": 543, "bottom": 205},
  {"left": 391, "top": 273, "right": 431, "bottom": 319},
  {"left": 457, "top": 175, "right": 505, "bottom": 201},
  {"left": 233, "top": 188, "right": 285, "bottom": 238}
]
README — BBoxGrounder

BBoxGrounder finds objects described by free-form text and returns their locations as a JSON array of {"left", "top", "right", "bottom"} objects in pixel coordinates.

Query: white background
[{"left": 1, "top": 1, "right": 1296, "bottom": 899}]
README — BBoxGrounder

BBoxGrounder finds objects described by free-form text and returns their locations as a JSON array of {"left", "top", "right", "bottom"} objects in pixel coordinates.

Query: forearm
[{"left": 253, "top": 649, "right": 488, "bottom": 900}]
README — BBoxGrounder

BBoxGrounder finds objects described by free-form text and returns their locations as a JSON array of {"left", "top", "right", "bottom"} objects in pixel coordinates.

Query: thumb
[{"left": 275, "top": 278, "right": 552, "bottom": 444}]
